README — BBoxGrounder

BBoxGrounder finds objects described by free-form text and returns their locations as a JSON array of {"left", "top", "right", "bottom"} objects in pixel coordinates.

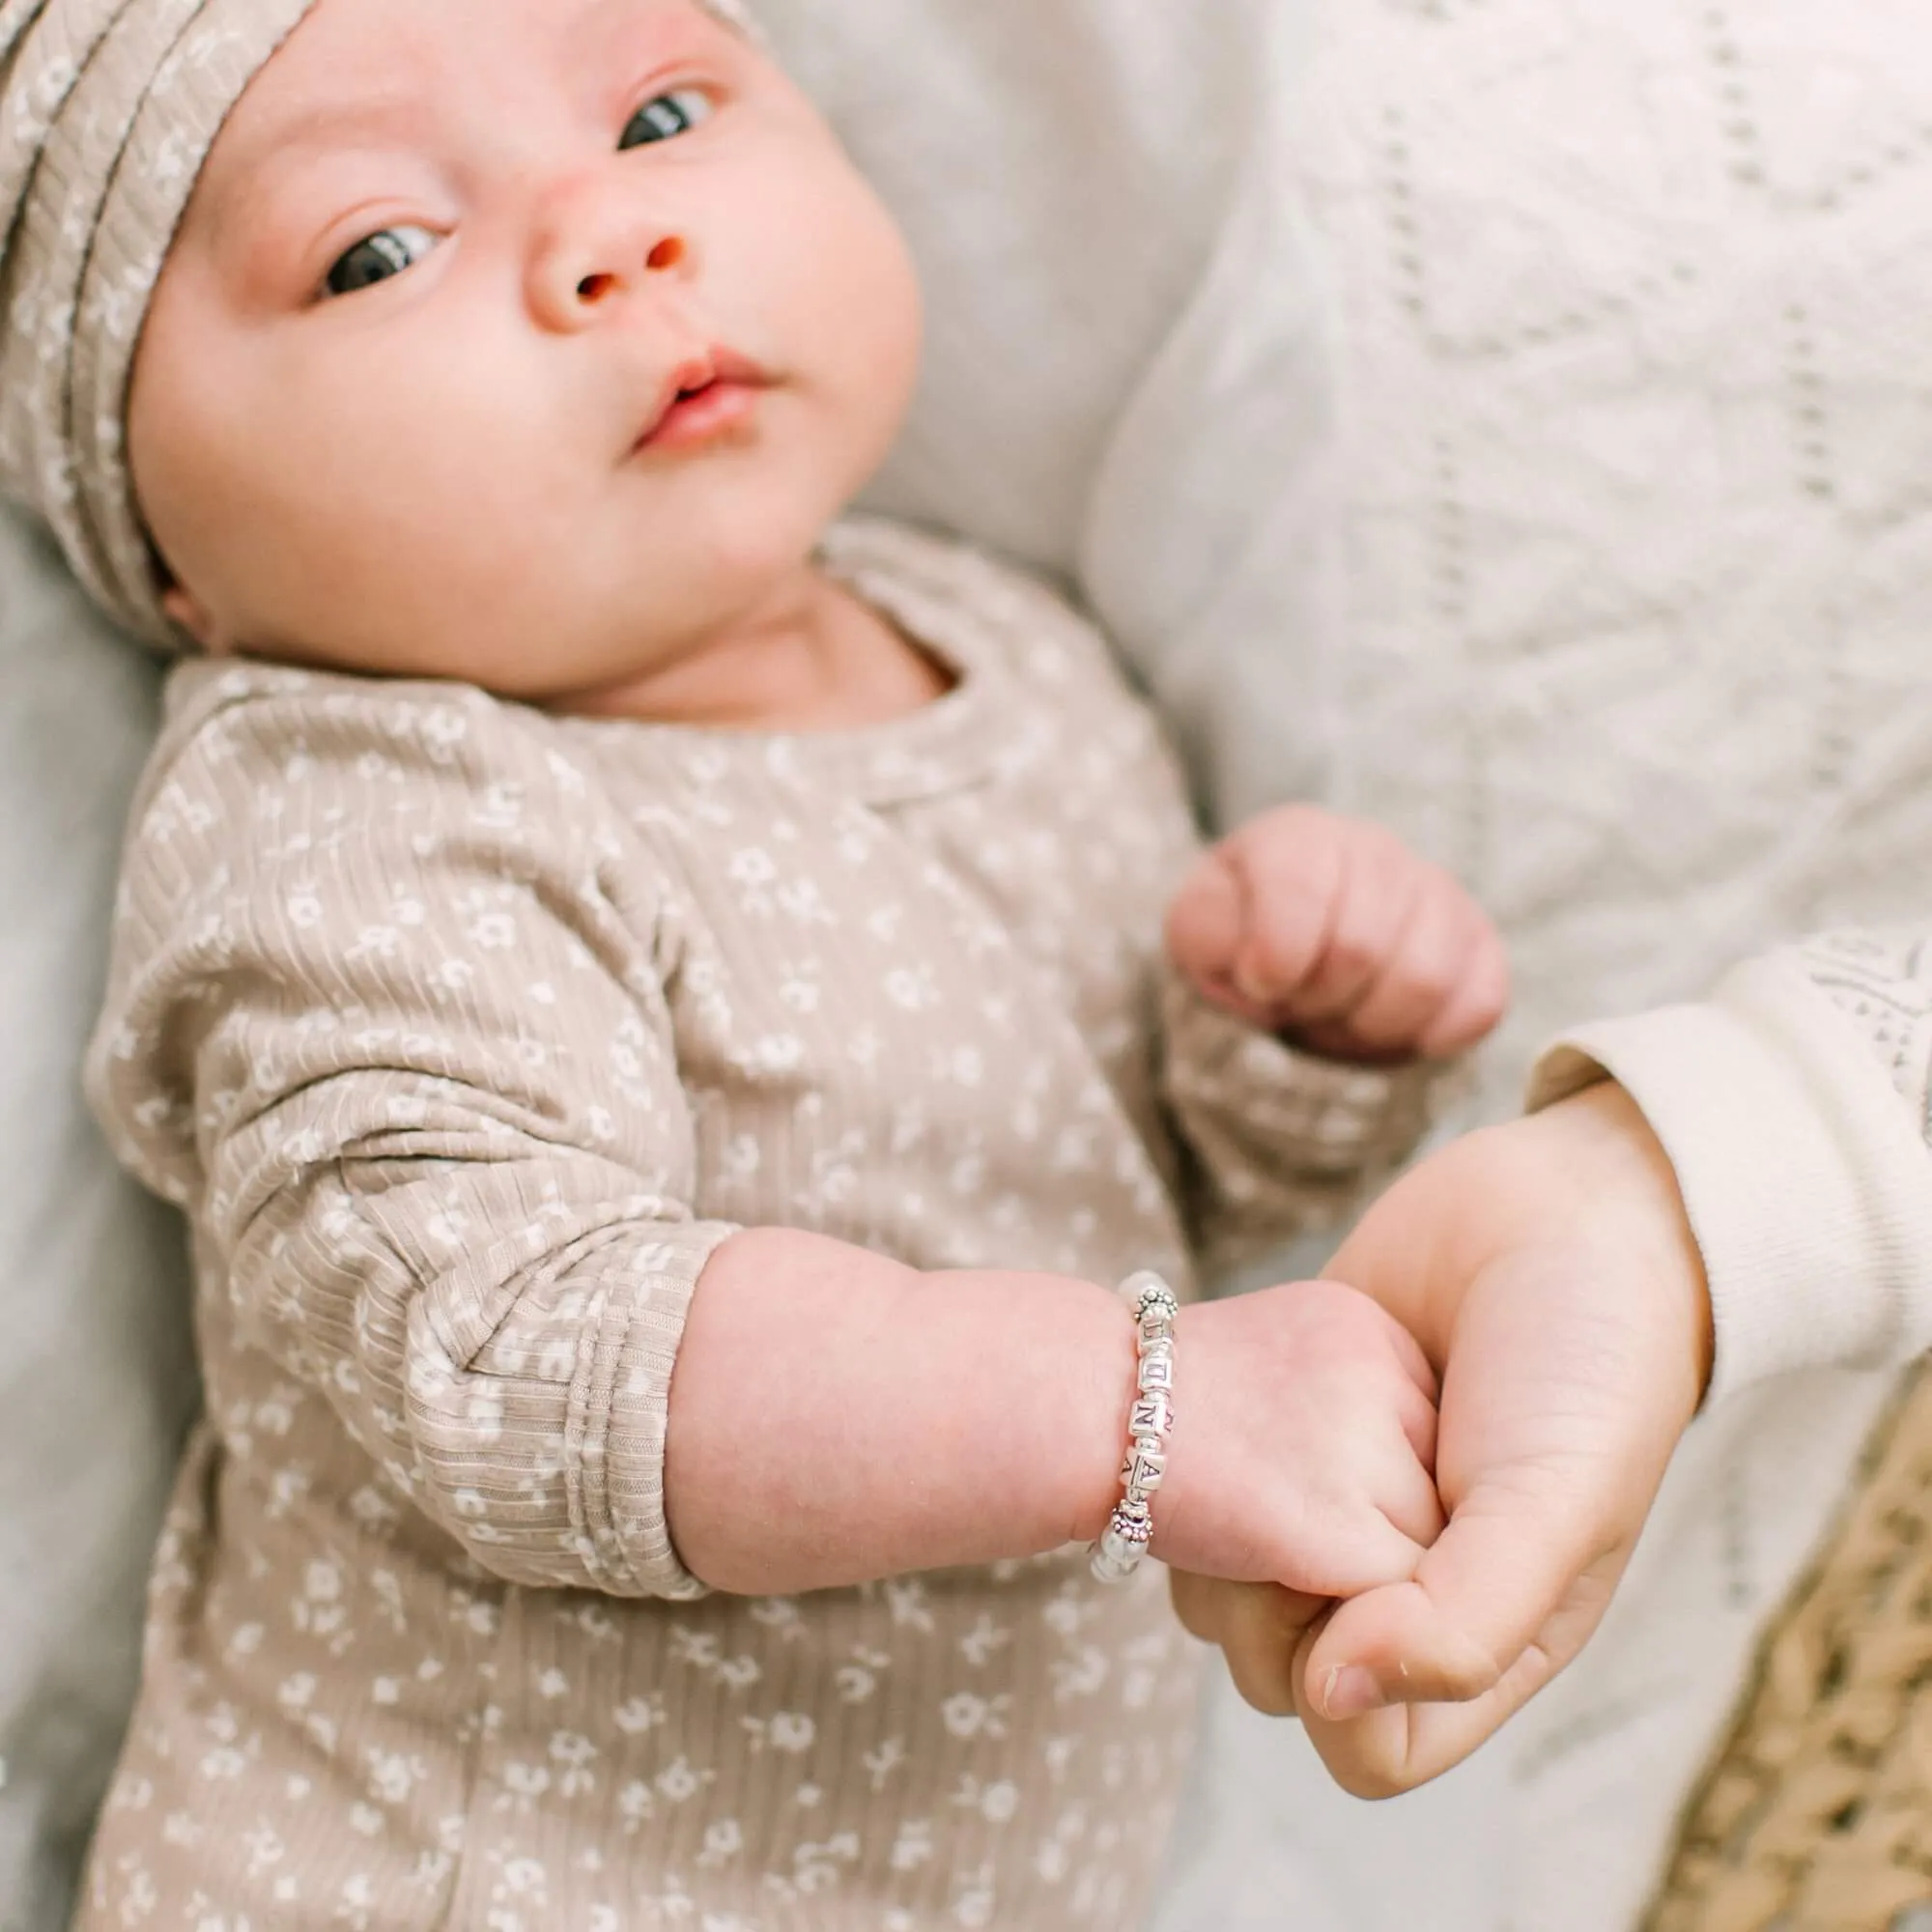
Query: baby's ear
[{"left": 158, "top": 582, "right": 224, "bottom": 654}]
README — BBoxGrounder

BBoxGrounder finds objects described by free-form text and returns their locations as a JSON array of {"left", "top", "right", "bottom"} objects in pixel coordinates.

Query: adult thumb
[{"left": 1292, "top": 1469, "right": 1626, "bottom": 1793}]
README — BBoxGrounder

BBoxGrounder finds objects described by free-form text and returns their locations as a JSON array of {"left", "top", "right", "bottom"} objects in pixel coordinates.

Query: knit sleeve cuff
[
  {"left": 598, "top": 1219, "right": 744, "bottom": 1600},
  {"left": 1162, "top": 972, "right": 1442, "bottom": 1178},
  {"left": 1527, "top": 954, "right": 1932, "bottom": 1404},
  {"left": 1159, "top": 970, "right": 1450, "bottom": 1268}
]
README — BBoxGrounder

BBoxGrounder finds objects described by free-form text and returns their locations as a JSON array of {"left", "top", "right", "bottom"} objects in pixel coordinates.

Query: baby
[{"left": 0, "top": 0, "right": 1508, "bottom": 1925}]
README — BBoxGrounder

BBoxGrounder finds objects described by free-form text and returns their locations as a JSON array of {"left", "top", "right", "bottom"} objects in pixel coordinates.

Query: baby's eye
[
  {"left": 322, "top": 223, "right": 440, "bottom": 298},
  {"left": 618, "top": 88, "right": 713, "bottom": 151}
]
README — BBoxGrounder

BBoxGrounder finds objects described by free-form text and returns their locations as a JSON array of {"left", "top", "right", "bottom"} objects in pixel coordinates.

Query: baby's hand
[
  {"left": 1151, "top": 1278, "right": 1443, "bottom": 1698},
  {"left": 1166, "top": 805, "right": 1509, "bottom": 1063}
]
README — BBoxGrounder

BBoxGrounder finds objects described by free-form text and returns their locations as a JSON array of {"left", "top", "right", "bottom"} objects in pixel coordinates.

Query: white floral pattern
[{"left": 75, "top": 521, "right": 1430, "bottom": 1927}]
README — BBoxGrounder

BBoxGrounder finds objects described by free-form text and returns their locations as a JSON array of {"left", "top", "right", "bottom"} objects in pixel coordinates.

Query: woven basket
[{"left": 1647, "top": 1362, "right": 1932, "bottom": 1932}]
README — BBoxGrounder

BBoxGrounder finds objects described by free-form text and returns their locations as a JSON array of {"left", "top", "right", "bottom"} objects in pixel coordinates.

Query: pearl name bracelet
[{"left": 1090, "top": 1270, "right": 1179, "bottom": 1584}]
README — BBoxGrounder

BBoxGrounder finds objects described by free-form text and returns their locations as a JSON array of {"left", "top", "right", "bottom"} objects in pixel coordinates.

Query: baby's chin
[{"left": 181, "top": 451, "right": 862, "bottom": 694}]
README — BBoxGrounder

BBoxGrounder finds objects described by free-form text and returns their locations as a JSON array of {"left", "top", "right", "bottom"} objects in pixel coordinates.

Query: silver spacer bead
[
  {"left": 1132, "top": 1286, "right": 1180, "bottom": 1333},
  {"left": 1092, "top": 1501, "right": 1153, "bottom": 1584}
]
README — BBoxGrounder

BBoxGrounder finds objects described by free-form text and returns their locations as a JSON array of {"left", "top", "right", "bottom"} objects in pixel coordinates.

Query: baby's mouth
[{"left": 633, "top": 350, "right": 772, "bottom": 455}]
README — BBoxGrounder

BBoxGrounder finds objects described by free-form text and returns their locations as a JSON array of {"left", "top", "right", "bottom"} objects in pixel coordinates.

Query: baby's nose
[
  {"left": 575, "top": 235, "right": 687, "bottom": 308},
  {"left": 528, "top": 178, "right": 696, "bottom": 329}
]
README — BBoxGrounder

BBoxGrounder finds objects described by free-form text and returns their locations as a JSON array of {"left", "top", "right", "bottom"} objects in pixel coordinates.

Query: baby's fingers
[
  {"left": 1243, "top": 825, "right": 1410, "bottom": 1025},
  {"left": 1411, "top": 905, "right": 1509, "bottom": 1060},
  {"left": 1269, "top": 1433, "right": 1443, "bottom": 1601},
  {"left": 1378, "top": 1444, "right": 1447, "bottom": 1553},
  {"left": 1171, "top": 1575, "right": 1328, "bottom": 1719},
  {"left": 1164, "top": 851, "right": 1246, "bottom": 995},
  {"left": 1338, "top": 877, "right": 1508, "bottom": 1062},
  {"left": 1172, "top": 1444, "right": 1442, "bottom": 1726}
]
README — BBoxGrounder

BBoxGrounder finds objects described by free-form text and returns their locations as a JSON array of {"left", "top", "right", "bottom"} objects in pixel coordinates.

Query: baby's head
[{"left": 0, "top": 0, "right": 923, "bottom": 698}]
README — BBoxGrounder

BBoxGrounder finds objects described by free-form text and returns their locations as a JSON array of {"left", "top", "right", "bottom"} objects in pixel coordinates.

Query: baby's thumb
[{"left": 1171, "top": 1574, "right": 1331, "bottom": 1719}]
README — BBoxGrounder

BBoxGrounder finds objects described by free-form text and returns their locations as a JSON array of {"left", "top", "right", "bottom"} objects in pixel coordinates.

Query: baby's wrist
[
  {"left": 1059, "top": 1291, "right": 1147, "bottom": 1549},
  {"left": 668, "top": 1233, "right": 1146, "bottom": 1590},
  {"left": 1130, "top": 1297, "right": 1249, "bottom": 1577}
]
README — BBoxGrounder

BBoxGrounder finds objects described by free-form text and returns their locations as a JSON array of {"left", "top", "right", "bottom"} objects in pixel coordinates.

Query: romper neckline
[{"left": 558, "top": 516, "right": 1005, "bottom": 809}]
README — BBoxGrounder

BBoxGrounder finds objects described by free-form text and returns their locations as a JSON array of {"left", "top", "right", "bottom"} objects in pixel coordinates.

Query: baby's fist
[
  {"left": 1167, "top": 806, "right": 1508, "bottom": 1064},
  {"left": 1154, "top": 1279, "right": 1442, "bottom": 1596}
]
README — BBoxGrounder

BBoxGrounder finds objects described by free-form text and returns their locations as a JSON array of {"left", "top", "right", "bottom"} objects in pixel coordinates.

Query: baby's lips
[{"left": 629, "top": 343, "right": 775, "bottom": 451}]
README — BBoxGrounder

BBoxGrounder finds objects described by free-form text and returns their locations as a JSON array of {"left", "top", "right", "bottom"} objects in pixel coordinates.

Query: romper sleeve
[
  {"left": 1158, "top": 971, "right": 1443, "bottom": 1273},
  {"left": 85, "top": 671, "right": 737, "bottom": 1600},
  {"left": 1528, "top": 927, "right": 1932, "bottom": 1405}
]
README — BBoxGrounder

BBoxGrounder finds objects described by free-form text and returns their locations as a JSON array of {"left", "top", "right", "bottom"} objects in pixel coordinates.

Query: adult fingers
[{"left": 1293, "top": 1622, "right": 1565, "bottom": 1798}]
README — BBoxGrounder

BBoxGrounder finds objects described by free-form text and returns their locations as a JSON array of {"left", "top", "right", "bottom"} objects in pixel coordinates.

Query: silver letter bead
[{"left": 1122, "top": 1441, "right": 1167, "bottom": 1498}]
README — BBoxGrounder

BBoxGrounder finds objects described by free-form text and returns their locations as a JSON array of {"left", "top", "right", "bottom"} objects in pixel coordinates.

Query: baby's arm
[
  {"left": 1159, "top": 804, "right": 1509, "bottom": 1264},
  {"left": 675, "top": 1237, "right": 1441, "bottom": 1597},
  {"left": 90, "top": 680, "right": 1437, "bottom": 1603}
]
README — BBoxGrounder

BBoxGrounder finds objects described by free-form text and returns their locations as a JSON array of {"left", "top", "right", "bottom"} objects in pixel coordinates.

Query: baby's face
[{"left": 128, "top": 0, "right": 922, "bottom": 697}]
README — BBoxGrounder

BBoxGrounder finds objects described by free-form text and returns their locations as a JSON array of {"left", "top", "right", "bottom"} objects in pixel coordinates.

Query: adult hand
[{"left": 1181, "top": 1082, "right": 1715, "bottom": 1797}]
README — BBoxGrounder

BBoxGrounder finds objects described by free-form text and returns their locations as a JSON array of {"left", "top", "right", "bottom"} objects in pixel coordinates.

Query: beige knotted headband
[{"left": 0, "top": 0, "right": 755, "bottom": 649}]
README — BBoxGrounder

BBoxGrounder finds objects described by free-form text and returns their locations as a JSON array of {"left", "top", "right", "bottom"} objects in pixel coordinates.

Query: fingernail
[{"left": 1321, "top": 1664, "right": 1388, "bottom": 1720}]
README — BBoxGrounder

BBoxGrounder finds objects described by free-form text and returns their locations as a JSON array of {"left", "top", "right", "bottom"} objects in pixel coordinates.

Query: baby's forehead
[
  {"left": 227, "top": 0, "right": 728, "bottom": 130},
  {"left": 195, "top": 0, "right": 745, "bottom": 221}
]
